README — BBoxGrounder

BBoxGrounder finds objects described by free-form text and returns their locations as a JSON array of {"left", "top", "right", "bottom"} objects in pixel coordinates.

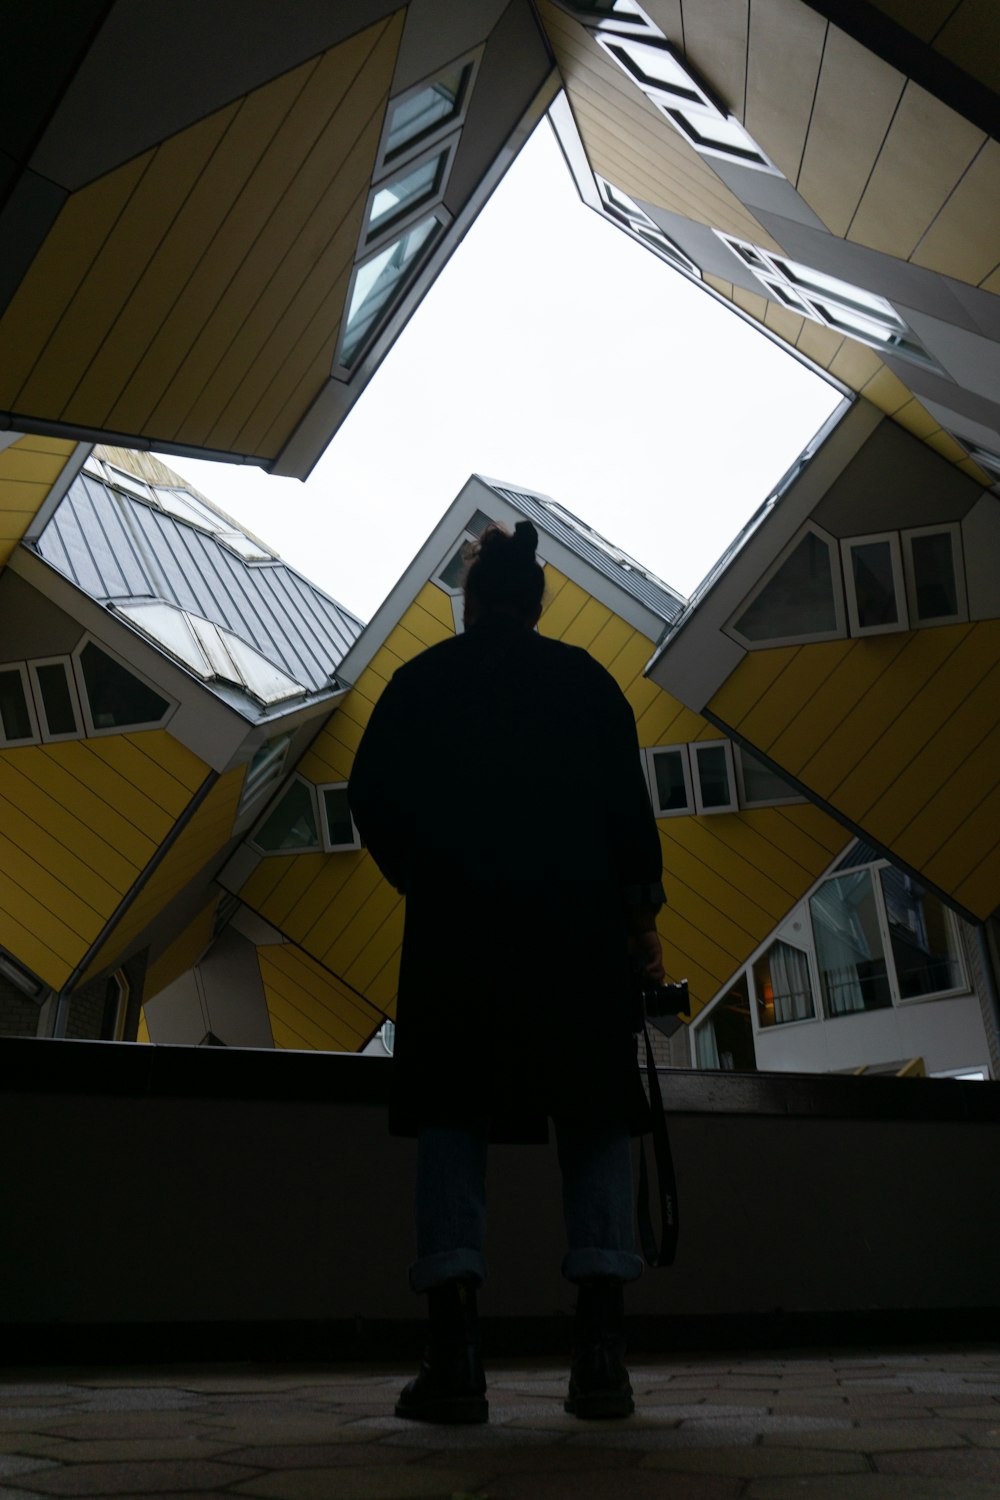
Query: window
[
  {"left": 718, "top": 235, "right": 938, "bottom": 369},
  {"left": 735, "top": 746, "right": 803, "bottom": 807},
  {"left": 878, "top": 867, "right": 964, "bottom": 1000},
  {"left": 379, "top": 56, "right": 477, "bottom": 169},
  {"left": 729, "top": 525, "right": 843, "bottom": 646},
  {"left": 902, "top": 525, "right": 966, "bottom": 626},
  {"left": 364, "top": 142, "right": 455, "bottom": 250},
  {"left": 809, "top": 869, "right": 892, "bottom": 1018},
  {"left": 432, "top": 511, "right": 496, "bottom": 595},
  {"left": 842, "top": 533, "right": 907, "bottom": 636},
  {"left": 338, "top": 213, "right": 444, "bottom": 369},
  {"left": 753, "top": 939, "right": 814, "bottom": 1026},
  {"left": 556, "top": 0, "right": 657, "bottom": 34},
  {"left": 596, "top": 34, "right": 777, "bottom": 171},
  {"left": 596, "top": 177, "right": 701, "bottom": 276},
  {"left": 693, "top": 974, "right": 755, "bottom": 1070},
  {"left": 691, "top": 740, "right": 737, "bottom": 813},
  {"left": 320, "top": 782, "right": 362, "bottom": 852},
  {"left": 0, "top": 948, "right": 45, "bottom": 1000},
  {"left": 28, "top": 657, "right": 82, "bottom": 742},
  {"left": 645, "top": 745, "right": 693, "bottom": 816},
  {"left": 73, "top": 639, "right": 172, "bottom": 733},
  {"left": 251, "top": 776, "right": 321, "bottom": 854},
  {"left": 240, "top": 733, "right": 292, "bottom": 812},
  {"left": 0, "top": 662, "right": 38, "bottom": 745}
]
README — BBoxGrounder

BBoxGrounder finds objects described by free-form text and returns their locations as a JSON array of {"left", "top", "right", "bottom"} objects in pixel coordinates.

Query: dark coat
[{"left": 348, "top": 613, "right": 663, "bottom": 1139}]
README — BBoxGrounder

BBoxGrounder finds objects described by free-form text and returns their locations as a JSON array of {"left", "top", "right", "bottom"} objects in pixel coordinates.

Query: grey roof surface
[
  {"left": 36, "top": 470, "right": 364, "bottom": 695},
  {"left": 482, "top": 480, "right": 686, "bottom": 627}
]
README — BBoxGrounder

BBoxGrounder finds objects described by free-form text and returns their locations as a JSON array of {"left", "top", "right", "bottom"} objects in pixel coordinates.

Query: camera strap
[{"left": 637, "top": 1020, "right": 679, "bottom": 1267}]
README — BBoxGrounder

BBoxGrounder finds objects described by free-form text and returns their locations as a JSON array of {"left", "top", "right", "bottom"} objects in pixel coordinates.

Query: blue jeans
[{"left": 409, "top": 1120, "right": 644, "bottom": 1292}]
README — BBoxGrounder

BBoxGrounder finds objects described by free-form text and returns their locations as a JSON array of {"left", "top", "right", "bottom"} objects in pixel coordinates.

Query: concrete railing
[{"left": 3, "top": 1037, "right": 999, "bottom": 1360}]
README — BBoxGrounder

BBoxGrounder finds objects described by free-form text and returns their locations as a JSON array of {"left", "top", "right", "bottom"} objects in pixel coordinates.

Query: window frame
[
  {"left": 644, "top": 743, "right": 695, "bottom": 817},
  {"left": 877, "top": 866, "right": 968, "bottom": 1007},
  {"left": 0, "top": 660, "right": 40, "bottom": 747},
  {"left": 734, "top": 745, "right": 804, "bottom": 809},
  {"left": 333, "top": 205, "right": 450, "bottom": 375},
  {"left": 249, "top": 773, "right": 324, "bottom": 857},
  {"left": 318, "top": 780, "right": 363, "bottom": 853},
  {"left": 554, "top": 0, "right": 660, "bottom": 37},
  {"left": 27, "top": 655, "right": 84, "bottom": 744},
  {"left": 596, "top": 176, "right": 701, "bottom": 277},
  {"left": 373, "top": 50, "right": 481, "bottom": 179},
  {"left": 902, "top": 522, "right": 967, "bottom": 628},
  {"left": 691, "top": 738, "right": 738, "bottom": 815},
  {"left": 239, "top": 733, "right": 293, "bottom": 814},
  {"left": 362, "top": 134, "right": 460, "bottom": 255},
  {"left": 841, "top": 531, "right": 909, "bottom": 638},
  {"left": 71, "top": 634, "right": 175, "bottom": 738},
  {"left": 751, "top": 936, "right": 818, "bottom": 1030},
  {"left": 726, "top": 521, "right": 847, "bottom": 650}
]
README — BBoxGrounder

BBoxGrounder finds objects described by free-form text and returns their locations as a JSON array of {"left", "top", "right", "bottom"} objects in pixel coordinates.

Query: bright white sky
[{"left": 156, "top": 114, "right": 841, "bottom": 624}]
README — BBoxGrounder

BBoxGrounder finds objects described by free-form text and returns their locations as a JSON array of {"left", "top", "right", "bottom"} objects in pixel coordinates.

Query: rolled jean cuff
[
  {"left": 562, "top": 1247, "right": 644, "bottom": 1284},
  {"left": 408, "top": 1247, "right": 488, "bottom": 1293}
]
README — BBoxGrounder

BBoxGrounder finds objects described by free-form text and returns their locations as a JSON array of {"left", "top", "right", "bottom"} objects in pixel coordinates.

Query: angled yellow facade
[{"left": 0, "top": 435, "right": 79, "bottom": 569}]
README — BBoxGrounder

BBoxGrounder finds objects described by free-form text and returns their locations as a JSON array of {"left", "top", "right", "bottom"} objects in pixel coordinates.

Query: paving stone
[
  {"left": 11, "top": 1458, "right": 262, "bottom": 1494},
  {"left": 212, "top": 1443, "right": 434, "bottom": 1468},
  {"left": 764, "top": 1420, "right": 969, "bottom": 1452},
  {"left": 11, "top": 1438, "right": 237, "bottom": 1464},
  {"left": 231, "top": 1464, "right": 489, "bottom": 1498},
  {"left": 747, "top": 1478, "right": 1000, "bottom": 1499},
  {"left": 484, "top": 1472, "right": 742, "bottom": 1500},
  {"left": 191, "top": 1416, "right": 378, "bottom": 1445},
  {"left": 875, "top": 1446, "right": 1000, "bottom": 1478},
  {"left": 640, "top": 1444, "right": 867, "bottom": 1476},
  {"left": 25, "top": 1417, "right": 221, "bottom": 1443},
  {"left": 0, "top": 1466, "right": 58, "bottom": 1485}
]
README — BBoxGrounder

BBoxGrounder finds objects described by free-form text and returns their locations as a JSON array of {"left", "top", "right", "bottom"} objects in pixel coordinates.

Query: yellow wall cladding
[
  {"left": 143, "top": 893, "right": 220, "bottom": 1004},
  {"left": 709, "top": 622, "right": 1000, "bottom": 920},
  {"left": 258, "top": 940, "right": 387, "bottom": 1051},
  {"left": 0, "top": 13, "right": 403, "bottom": 460},
  {"left": 241, "top": 567, "right": 847, "bottom": 1037},
  {"left": 0, "top": 729, "right": 208, "bottom": 991},
  {"left": 0, "top": 435, "right": 77, "bottom": 568},
  {"left": 79, "top": 762, "right": 242, "bottom": 984}
]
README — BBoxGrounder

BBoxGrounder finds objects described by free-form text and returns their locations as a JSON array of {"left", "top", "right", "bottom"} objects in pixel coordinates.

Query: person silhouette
[{"left": 348, "top": 519, "right": 665, "bottom": 1423}]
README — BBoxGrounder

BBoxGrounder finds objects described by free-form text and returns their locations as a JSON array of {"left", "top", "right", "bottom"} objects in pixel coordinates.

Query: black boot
[
  {"left": 564, "top": 1276, "right": 635, "bottom": 1419},
  {"left": 395, "top": 1278, "right": 488, "bottom": 1423}
]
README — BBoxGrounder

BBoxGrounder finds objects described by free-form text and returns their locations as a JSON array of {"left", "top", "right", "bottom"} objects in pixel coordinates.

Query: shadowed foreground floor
[{"left": 2, "top": 1348, "right": 1000, "bottom": 1498}]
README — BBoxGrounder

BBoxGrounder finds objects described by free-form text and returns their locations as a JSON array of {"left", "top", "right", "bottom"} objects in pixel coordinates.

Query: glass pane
[
  {"left": 651, "top": 749, "right": 688, "bottom": 812},
  {"left": 850, "top": 540, "right": 898, "bottom": 628},
  {"left": 671, "top": 105, "right": 768, "bottom": 163},
  {"left": 384, "top": 63, "right": 469, "bottom": 159},
  {"left": 608, "top": 37, "right": 704, "bottom": 103},
  {"left": 775, "top": 258, "right": 901, "bottom": 324},
  {"left": 694, "top": 744, "right": 732, "bottom": 809},
  {"left": 879, "top": 867, "right": 962, "bottom": 998},
  {"left": 79, "top": 642, "right": 169, "bottom": 729},
  {"left": 369, "top": 152, "right": 445, "bottom": 236},
  {"left": 754, "top": 940, "right": 814, "bottom": 1026},
  {"left": 438, "top": 536, "right": 477, "bottom": 591},
  {"left": 255, "top": 780, "right": 320, "bottom": 853},
  {"left": 810, "top": 870, "right": 892, "bottom": 1017},
  {"left": 36, "top": 662, "right": 77, "bottom": 736},
  {"left": 0, "top": 669, "right": 32, "bottom": 740},
  {"left": 734, "top": 531, "right": 838, "bottom": 641},
  {"left": 910, "top": 532, "right": 957, "bottom": 621},
  {"left": 695, "top": 975, "right": 755, "bottom": 1071},
  {"left": 323, "top": 786, "right": 357, "bottom": 848},
  {"left": 740, "top": 747, "right": 799, "bottom": 804},
  {"left": 341, "top": 215, "right": 439, "bottom": 367}
]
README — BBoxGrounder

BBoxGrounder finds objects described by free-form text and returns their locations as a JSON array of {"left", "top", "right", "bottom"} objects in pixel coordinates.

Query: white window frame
[
  {"left": 644, "top": 743, "right": 694, "bottom": 817},
  {"left": 249, "top": 774, "right": 323, "bottom": 857},
  {"left": 555, "top": 1, "right": 660, "bottom": 38},
  {"left": 0, "top": 661, "right": 40, "bottom": 747},
  {"left": 902, "top": 522, "right": 967, "bottom": 628},
  {"left": 595, "top": 176, "right": 701, "bottom": 277},
  {"left": 596, "top": 34, "right": 779, "bottom": 173},
  {"left": 691, "top": 738, "right": 737, "bottom": 815},
  {"left": 841, "top": 532, "right": 909, "bottom": 637},
  {"left": 71, "top": 634, "right": 175, "bottom": 738},
  {"left": 749, "top": 937, "right": 820, "bottom": 1031},
  {"left": 734, "top": 745, "right": 804, "bottom": 809},
  {"left": 27, "top": 655, "right": 84, "bottom": 743},
  {"left": 319, "top": 781, "right": 362, "bottom": 853},
  {"left": 239, "top": 732, "right": 293, "bottom": 814},
  {"left": 333, "top": 204, "right": 451, "bottom": 375},
  {"left": 362, "top": 134, "right": 461, "bottom": 255},
  {"left": 726, "top": 521, "right": 847, "bottom": 650},
  {"left": 374, "top": 49, "right": 482, "bottom": 178},
  {"left": 875, "top": 866, "right": 968, "bottom": 1007}
]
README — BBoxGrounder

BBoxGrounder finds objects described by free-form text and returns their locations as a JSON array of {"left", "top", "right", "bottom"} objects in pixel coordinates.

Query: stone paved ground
[{"left": 1, "top": 1347, "right": 999, "bottom": 1498}]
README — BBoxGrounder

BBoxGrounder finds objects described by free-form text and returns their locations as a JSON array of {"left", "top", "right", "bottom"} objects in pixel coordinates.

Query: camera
[{"left": 631, "top": 974, "right": 689, "bottom": 1038}]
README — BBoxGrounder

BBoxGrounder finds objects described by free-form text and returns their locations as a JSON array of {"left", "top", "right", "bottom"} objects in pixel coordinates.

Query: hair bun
[{"left": 513, "top": 520, "right": 538, "bottom": 555}]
